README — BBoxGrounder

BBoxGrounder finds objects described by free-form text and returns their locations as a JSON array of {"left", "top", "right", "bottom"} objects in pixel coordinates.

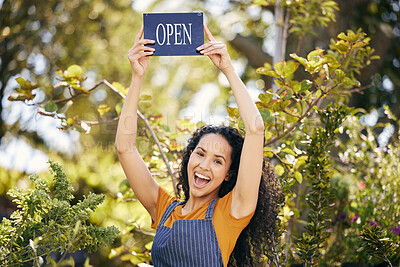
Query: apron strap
[
  {"left": 158, "top": 197, "right": 219, "bottom": 227},
  {"left": 205, "top": 198, "right": 219, "bottom": 219},
  {"left": 158, "top": 201, "right": 184, "bottom": 227}
]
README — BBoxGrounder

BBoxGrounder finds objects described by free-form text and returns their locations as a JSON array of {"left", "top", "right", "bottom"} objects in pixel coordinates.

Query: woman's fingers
[
  {"left": 196, "top": 42, "right": 223, "bottom": 51},
  {"left": 197, "top": 42, "right": 226, "bottom": 55},
  {"left": 129, "top": 41, "right": 155, "bottom": 53},
  {"left": 134, "top": 26, "right": 144, "bottom": 43},
  {"left": 130, "top": 39, "right": 155, "bottom": 51},
  {"left": 129, "top": 51, "right": 154, "bottom": 61},
  {"left": 203, "top": 23, "right": 216, "bottom": 42},
  {"left": 128, "top": 46, "right": 154, "bottom": 59}
]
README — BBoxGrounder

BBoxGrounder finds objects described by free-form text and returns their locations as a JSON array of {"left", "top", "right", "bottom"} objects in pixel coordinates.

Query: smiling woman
[{"left": 115, "top": 23, "right": 282, "bottom": 266}]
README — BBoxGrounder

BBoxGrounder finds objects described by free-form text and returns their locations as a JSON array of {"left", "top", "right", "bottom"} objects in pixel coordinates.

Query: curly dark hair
[{"left": 176, "top": 125, "right": 283, "bottom": 266}]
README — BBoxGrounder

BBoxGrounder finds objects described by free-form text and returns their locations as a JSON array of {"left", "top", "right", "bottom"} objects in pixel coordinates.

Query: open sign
[{"left": 143, "top": 12, "right": 204, "bottom": 56}]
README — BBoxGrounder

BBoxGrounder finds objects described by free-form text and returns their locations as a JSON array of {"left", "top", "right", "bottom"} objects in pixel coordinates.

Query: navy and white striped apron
[{"left": 151, "top": 198, "right": 224, "bottom": 267}]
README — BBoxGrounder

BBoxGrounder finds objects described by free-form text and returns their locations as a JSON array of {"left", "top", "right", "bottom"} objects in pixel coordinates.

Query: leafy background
[{"left": 1, "top": 0, "right": 399, "bottom": 266}]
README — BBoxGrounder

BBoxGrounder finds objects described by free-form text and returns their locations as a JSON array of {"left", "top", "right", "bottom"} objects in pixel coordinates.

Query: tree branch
[
  {"left": 102, "top": 79, "right": 178, "bottom": 197},
  {"left": 266, "top": 97, "right": 322, "bottom": 146},
  {"left": 53, "top": 80, "right": 105, "bottom": 104}
]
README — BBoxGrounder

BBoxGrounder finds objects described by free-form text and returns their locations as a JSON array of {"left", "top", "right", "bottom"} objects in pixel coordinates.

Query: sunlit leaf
[
  {"left": 66, "top": 65, "right": 84, "bottom": 77},
  {"left": 97, "top": 104, "right": 111, "bottom": 117},
  {"left": 112, "top": 81, "right": 128, "bottom": 96},
  {"left": 294, "top": 171, "right": 303, "bottom": 184},
  {"left": 335, "top": 40, "right": 349, "bottom": 54},
  {"left": 115, "top": 103, "right": 123, "bottom": 116},
  {"left": 226, "top": 106, "right": 240, "bottom": 119},
  {"left": 281, "top": 147, "right": 296, "bottom": 156},
  {"left": 275, "top": 165, "right": 285, "bottom": 176},
  {"left": 257, "top": 67, "right": 280, "bottom": 78},
  {"left": 307, "top": 49, "right": 324, "bottom": 62}
]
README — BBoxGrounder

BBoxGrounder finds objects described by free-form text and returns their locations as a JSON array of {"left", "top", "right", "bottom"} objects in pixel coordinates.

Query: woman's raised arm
[
  {"left": 115, "top": 27, "right": 159, "bottom": 220},
  {"left": 197, "top": 25, "right": 264, "bottom": 219}
]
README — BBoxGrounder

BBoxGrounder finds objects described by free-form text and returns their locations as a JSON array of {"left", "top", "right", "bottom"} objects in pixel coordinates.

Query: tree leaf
[
  {"left": 44, "top": 100, "right": 58, "bottom": 113},
  {"left": 257, "top": 67, "right": 280, "bottom": 78},
  {"left": 97, "top": 104, "right": 111, "bottom": 117},
  {"left": 115, "top": 103, "right": 123, "bottom": 116},
  {"left": 281, "top": 147, "right": 296, "bottom": 156},
  {"left": 226, "top": 106, "right": 240, "bottom": 119},
  {"left": 66, "top": 65, "right": 84, "bottom": 77},
  {"left": 112, "top": 82, "right": 128, "bottom": 96},
  {"left": 307, "top": 49, "right": 324, "bottom": 62},
  {"left": 335, "top": 40, "right": 349, "bottom": 54},
  {"left": 294, "top": 171, "right": 303, "bottom": 184},
  {"left": 275, "top": 165, "right": 285, "bottom": 176}
]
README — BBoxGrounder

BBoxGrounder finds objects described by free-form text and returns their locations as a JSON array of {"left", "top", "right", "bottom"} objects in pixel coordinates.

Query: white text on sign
[{"left": 155, "top": 23, "right": 192, "bottom": 45}]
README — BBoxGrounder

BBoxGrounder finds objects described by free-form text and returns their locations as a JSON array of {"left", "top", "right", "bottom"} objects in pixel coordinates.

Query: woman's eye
[
  {"left": 215, "top": 160, "right": 222, "bottom": 165},
  {"left": 196, "top": 152, "right": 204, "bottom": 157}
]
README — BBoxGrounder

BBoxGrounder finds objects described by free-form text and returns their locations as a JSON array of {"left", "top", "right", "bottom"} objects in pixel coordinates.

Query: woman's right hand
[{"left": 128, "top": 26, "right": 155, "bottom": 77}]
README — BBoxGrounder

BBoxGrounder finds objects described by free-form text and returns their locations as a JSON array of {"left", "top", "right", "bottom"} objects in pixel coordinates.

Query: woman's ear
[{"left": 224, "top": 171, "right": 232, "bottom": 181}]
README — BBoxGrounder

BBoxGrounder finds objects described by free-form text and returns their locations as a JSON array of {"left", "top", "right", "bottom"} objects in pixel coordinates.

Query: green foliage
[
  {"left": 0, "top": 161, "right": 119, "bottom": 266},
  {"left": 7, "top": 77, "right": 38, "bottom": 102},
  {"left": 4, "top": 0, "right": 398, "bottom": 266},
  {"left": 293, "top": 104, "right": 350, "bottom": 265},
  {"left": 359, "top": 224, "right": 398, "bottom": 266},
  {"left": 254, "top": 0, "right": 339, "bottom": 37}
]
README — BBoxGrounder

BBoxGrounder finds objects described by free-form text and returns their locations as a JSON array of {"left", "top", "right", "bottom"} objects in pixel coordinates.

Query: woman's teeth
[{"left": 196, "top": 173, "right": 210, "bottom": 180}]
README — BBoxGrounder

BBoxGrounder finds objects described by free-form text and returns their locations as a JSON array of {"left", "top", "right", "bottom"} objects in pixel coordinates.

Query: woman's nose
[{"left": 199, "top": 158, "right": 211, "bottom": 170}]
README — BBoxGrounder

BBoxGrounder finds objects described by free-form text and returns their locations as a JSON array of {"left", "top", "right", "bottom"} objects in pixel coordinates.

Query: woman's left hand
[{"left": 197, "top": 24, "right": 234, "bottom": 73}]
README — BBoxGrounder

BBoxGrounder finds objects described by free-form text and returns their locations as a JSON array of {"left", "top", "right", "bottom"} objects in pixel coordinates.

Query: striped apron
[{"left": 151, "top": 198, "right": 224, "bottom": 266}]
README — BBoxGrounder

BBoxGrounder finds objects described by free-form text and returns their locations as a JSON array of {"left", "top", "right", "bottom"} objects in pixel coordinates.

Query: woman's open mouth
[{"left": 194, "top": 172, "right": 211, "bottom": 188}]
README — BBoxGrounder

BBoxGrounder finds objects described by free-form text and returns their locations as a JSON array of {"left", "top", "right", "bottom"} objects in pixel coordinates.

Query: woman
[{"left": 115, "top": 24, "right": 282, "bottom": 266}]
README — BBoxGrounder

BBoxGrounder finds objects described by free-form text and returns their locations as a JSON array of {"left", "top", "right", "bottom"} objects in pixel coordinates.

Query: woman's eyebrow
[{"left": 197, "top": 146, "right": 226, "bottom": 162}]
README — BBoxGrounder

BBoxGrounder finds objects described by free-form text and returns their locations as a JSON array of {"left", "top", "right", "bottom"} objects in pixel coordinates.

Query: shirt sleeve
[
  {"left": 216, "top": 191, "right": 255, "bottom": 228},
  {"left": 151, "top": 186, "right": 176, "bottom": 230}
]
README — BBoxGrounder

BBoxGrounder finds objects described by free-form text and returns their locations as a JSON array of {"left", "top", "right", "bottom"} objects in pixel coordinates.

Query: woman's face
[{"left": 187, "top": 133, "right": 232, "bottom": 200}]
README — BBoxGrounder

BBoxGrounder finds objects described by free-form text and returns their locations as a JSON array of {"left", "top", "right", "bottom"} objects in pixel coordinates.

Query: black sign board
[{"left": 143, "top": 12, "right": 204, "bottom": 56}]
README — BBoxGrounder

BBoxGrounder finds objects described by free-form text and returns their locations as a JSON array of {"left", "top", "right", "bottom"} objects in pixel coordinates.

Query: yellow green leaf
[
  {"left": 226, "top": 106, "right": 240, "bottom": 119},
  {"left": 295, "top": 155, "right": 308, "bottom": 167},
  {"left": 342, "top": 77, "right": 355, "bottom": 86},
  {"left": 115, "top": 103, "right": 123, "bottom": 116},
  {"left": 290, "top": 53, "right": 307, "bottom": 66},
  {"left": 257, "top": 67, "right": 280, "bottom": 78},
  {"left": 315, "top": 89, "right": 322, "bottom": 98},
  {"left": 259, "top": 92, "right": 273, "bottom": 103},
  {"left": 145, "top": 241, "right": 153, "bottom": 251},
  {"left": 294, "top": 171, "right": 303, "bottom": 184},
  {"left": 337, "top": 32, "right": 348, "bottom": 41},
  {"left": 263, "top": 151, "right": 274, "bottom": 157},
  {"left": 264, "top": 130, "right": 273, "bottom": 141},
  {"left": 307, "top": 49, "right": 324, "bottom": 62},
  {"left": 66, "top": 65, "right": 84, "bottom": 77},
  {"left": 97, "top": 104, "right": 111, "bottom": 117},
  {"left": 112, "top": 81, "right": 128, "bottom": 95},
  {"left": 335, "top": 40, "right": 349, "bottom": 54},
  {"left": 274, "top": 61, "right": 285, "bottom": 77},
  {"left": 335, "top": 69, "right": 345, "bottom": 80},
  {"left": 284, "top": 60, "right": 300, "bottom": 77},
  {"left": 281, "top": 147, "right": 296, "bottom": 156},
  {"left": 274, "top": 165, "right": 285, "bottom": 176}
]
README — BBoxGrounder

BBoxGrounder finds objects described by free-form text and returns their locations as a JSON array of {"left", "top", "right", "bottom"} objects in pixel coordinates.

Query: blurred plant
[
  {"left": 249, "top": 26, "right": 378, "bottom": 266},
  {"left": 359, "top": 223, "right": 399, "bottom": 267},
  {"left": 323, "top": 105, "right": 400, "bottom": 265},
  {"left": 8, "top": 64, "right": 181, "bottom": 196},
  {"left": 293, "top": 104, "right": 350, "bottom": 266},
  {"left": 5, "top": 0, "right": 391, "bottom": 265},
  {"left": 0, "top": 160, "right": 119, "bottom": 266}
]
